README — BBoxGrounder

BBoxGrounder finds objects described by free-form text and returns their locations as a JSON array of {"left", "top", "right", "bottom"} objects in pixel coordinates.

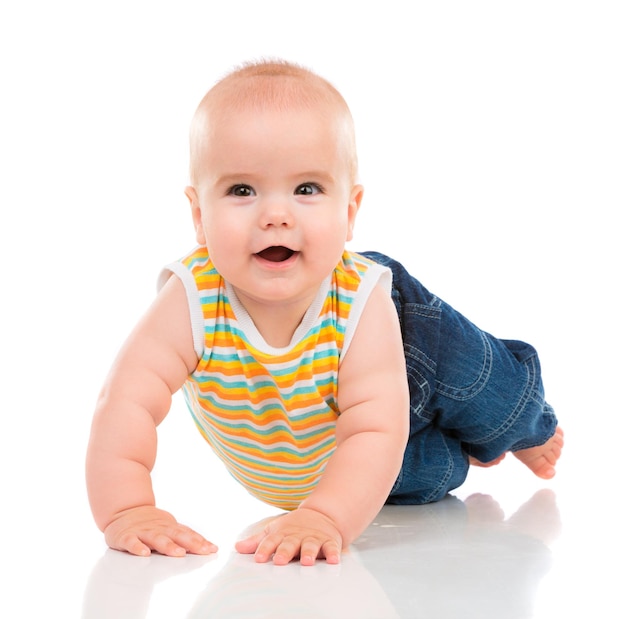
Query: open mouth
[{"left": 255, "top": 246, "right": 296, "bottom": 263}]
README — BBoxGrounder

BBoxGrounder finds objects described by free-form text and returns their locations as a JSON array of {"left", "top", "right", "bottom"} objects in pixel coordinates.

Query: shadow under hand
[
  {"left": 81, "top": 549, "right": 214, "bottom": 619},
  {"left": 354, "top": 489, "right": 561, "bottom": 619},
  {"left": 186, "top": 548, "right": 400, "bottom": 619}
]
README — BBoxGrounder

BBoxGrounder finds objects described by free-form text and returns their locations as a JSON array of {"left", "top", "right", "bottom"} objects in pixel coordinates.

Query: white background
[{"left": 1, "top": 1, "right": 624, "bottom": 616}]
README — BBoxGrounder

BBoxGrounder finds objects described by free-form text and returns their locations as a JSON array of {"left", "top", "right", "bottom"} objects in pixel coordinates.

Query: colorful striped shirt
[{"left": 160, "top": 246, "right": 391, "bottom": 510}]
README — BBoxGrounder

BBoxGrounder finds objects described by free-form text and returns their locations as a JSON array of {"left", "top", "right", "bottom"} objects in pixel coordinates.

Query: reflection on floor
[{"left": 82, "top": 490, "right": 565, "bottom": 618}]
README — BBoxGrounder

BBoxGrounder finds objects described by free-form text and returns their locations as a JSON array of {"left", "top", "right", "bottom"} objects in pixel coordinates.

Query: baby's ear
[
  {"left": 346, "top": 184, "right": 364, "bottom": 242},
  {"left": 185, "top": 186, "right": 206, "bottom": 245}
]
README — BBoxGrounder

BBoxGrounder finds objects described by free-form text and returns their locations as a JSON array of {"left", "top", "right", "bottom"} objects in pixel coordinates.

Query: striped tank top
[{"left": 161, "top": 246, "right": 391, "bottom": 510}]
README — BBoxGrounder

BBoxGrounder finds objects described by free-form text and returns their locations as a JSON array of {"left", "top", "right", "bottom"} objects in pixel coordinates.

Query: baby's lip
[{"left": 255, "top": 246, "right": 297, "bottom": 263}]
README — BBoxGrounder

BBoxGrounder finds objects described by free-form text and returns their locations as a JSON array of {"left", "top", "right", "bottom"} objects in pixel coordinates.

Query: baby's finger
[
  {"left": 234, "top": 532, "right": 264, "bottom": 555},
  {"left": 253, "top": 533, "right": 285, "bottom": 563},
  {"left": 111, "top": 532, "right": 152, "bottom": 557},
  {"left": 168, "top": 527, "right": 218, "bottom": 556},
  {"left": 272, "top": 535, "right": 302, "bottom": 566},
  {"left": 145, "top": 532, "right": 188, "bottom": 557},
  {"left": 320, "top": 539, "right": 341, "bottom": 564},
  {"left": 299, "top": 538, "right": 324, "bottom": 566}
]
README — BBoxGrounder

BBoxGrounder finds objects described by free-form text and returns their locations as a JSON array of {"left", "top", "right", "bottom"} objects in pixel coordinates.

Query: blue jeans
[{"left": 361, "top": 252, "right": 558, "bottom": 505}]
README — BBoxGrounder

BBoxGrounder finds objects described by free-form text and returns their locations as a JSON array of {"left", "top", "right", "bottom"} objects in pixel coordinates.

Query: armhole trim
[
  {"left": 157, "top": 262, "right": 205, "bottom": 360},
  {"left": 340, "top": 264, "right": 392, "bottom": 363}
]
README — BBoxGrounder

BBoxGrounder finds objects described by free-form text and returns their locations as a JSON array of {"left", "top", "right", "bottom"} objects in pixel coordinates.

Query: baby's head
[
  {"left": 188, "top": 59, "right": 358, "bottom": 187},
  {"left": 185, "top": 60, "right": 363, "bottom": 319}
]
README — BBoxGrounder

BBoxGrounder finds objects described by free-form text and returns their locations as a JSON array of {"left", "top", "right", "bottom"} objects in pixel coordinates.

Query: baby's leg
[
  {"left": 429, "top": 319, "right": 559, "bottom": 473},
  {"left": 362, "top": 252, "right": 561, "bottom": 489},
  {"left": 513, "top": 426, "right": 564, "bottom": 479}
]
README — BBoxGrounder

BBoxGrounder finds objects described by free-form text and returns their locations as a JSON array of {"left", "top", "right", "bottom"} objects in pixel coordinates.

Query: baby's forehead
[
  {"left": 203, "top": 72, "right": 347, "bottom": 120},
  {"left": 189, "top": 64, "right": 358, "bottom": 183}
]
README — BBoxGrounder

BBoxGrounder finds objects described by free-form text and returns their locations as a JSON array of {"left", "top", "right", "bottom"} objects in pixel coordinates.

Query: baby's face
[{"left": 187, "top": 103, "right": 362, "bottom": 317}]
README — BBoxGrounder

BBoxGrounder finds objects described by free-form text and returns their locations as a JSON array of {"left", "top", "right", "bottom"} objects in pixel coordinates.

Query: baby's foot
[
  {"left": 468, "top": 453, "right": 506, "bottom": 468},
  {"left": 513, "top": 426, "right": 564, "bottom": 479}
]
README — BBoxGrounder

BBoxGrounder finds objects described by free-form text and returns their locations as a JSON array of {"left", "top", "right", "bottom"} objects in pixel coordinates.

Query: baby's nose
[{"left": 260, "top": 198, "right": 294, "bottom": 228}]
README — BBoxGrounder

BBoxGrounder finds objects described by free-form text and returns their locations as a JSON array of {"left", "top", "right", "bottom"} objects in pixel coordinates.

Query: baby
[{"left": 86, "top": 59, "right": 563, "bottom": 566}]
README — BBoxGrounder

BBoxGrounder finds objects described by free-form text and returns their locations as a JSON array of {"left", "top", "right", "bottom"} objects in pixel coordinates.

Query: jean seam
[
  {"left": 423, "top": 437, "right": 454, "bottom": 503},
  {"left": 434, "top": 330, "right": 493, "bottom": 400},
  {"left": 406, "top": 364, "right": 430, "bottom": 416},
  {"left": 405, "top": 342, "right": 437, "bottom": 376},
  {"left": 403, "top": 305, "right": 441, "bottom": 320},
  {"left": 471, "top": 354, "right": 538, "bottom": 446},
  {"left": 511, "top": 403, "right": 557, "bottom": 451}
]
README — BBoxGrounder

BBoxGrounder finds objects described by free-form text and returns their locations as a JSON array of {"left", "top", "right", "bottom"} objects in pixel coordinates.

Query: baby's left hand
[{"left": 235, "top": 508, "right": 343, "bottom": 566}]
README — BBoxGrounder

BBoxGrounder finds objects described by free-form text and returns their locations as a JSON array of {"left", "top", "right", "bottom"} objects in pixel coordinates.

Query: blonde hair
[{"left": 189, "top": 59, "right": 358, "bottom": 184}]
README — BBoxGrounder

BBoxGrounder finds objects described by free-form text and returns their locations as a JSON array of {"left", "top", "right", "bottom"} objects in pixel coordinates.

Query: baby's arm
[
  {"left": 86, "top": 276, "right": 216, "bottom": 557},
  {"left": 236, "top": 283, "right": 410, "bottom": 564}
]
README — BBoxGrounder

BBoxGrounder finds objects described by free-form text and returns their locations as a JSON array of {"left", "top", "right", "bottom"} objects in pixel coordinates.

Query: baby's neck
[
  {"left": 231, "top": 289, "right": 317, "bottom": 349},
  {"left": 256, "top": 317, "right": 301, "bottom": 348}
]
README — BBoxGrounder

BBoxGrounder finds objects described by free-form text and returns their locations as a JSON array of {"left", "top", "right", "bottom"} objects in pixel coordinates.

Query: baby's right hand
[{"left": 104, "top": 506, "right": 218, "bottom": 557}]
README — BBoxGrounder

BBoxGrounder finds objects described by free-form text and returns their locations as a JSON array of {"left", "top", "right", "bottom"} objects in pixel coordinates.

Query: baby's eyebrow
[
  {"left": 214, "top": 171, "right": 338, "bottom": 187},
  {"left": 293, "top": 171, "right": 336, "bottom": 184},
  {"left": 214, "top": 173, "right": 257, "bottom": 186}
]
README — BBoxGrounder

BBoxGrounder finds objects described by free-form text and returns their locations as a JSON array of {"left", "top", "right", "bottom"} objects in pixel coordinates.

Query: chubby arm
[
  {"left": 236, "top": 283, "right": 409, "bottom": 564},
  {"left": 86, "top": 275, "right": 216, "bottom": 556}
]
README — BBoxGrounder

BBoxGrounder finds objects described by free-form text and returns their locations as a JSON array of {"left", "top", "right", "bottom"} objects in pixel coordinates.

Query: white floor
[
  {"left": 4, "top": 397, "right": 624, "bottom": 618},
  {"left": 78, "top": 480, "right": 622, "bottom": 619}
]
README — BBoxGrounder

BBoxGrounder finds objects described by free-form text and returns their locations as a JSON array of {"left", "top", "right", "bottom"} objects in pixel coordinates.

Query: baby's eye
[
  {"left": 294, "top": 183, "right": 323, "bottom": 196},
  {"left": 228, "top": 184, "right": 255, "bottom": 197}
]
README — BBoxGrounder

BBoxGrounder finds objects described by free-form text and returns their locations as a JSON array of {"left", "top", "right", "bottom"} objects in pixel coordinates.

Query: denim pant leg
[{"left": 361, "top": 252, "right": 558, "bottom": 505}]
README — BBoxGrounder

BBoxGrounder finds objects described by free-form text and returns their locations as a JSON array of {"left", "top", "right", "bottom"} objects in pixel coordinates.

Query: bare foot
[
  {"left": 513, "top": 426, "right": 564, "bottom": 479},
  {"left": 468, "top": 453, "right": 507, "bottom": 468}
]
